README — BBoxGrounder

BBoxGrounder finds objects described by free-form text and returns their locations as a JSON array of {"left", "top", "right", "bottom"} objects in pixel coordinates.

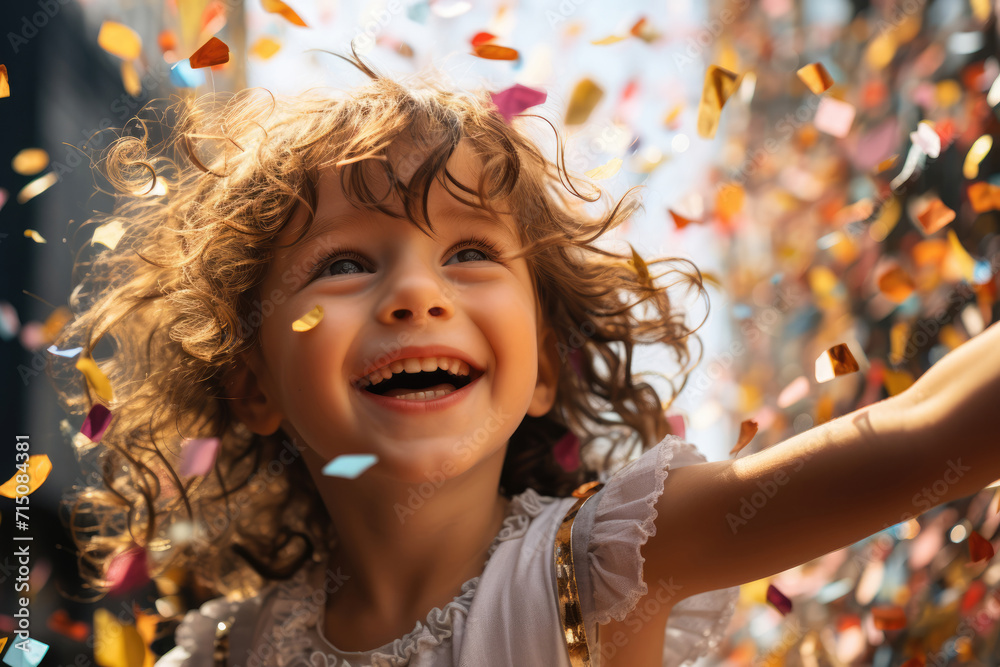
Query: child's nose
[{"left": 376, "top": 254, "right": 456, "bottom": 326}]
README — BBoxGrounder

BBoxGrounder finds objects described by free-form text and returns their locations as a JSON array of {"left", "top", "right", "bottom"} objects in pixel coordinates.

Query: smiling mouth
[{"left": 360, "top": 367, "right": 484, "bottom": 400}]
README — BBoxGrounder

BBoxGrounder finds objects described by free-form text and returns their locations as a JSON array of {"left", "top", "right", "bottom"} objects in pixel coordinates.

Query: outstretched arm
[{"left": 643, "top": 320, "right": 1000, "bottom": 603}]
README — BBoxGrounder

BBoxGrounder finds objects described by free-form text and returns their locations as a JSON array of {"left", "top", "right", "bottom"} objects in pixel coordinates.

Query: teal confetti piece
[
  {"left": 322, "top": 454, "right": 378, "bottom": 479},
  {"left": 3, "top": 638, "right": 50, "bottom": 667}
]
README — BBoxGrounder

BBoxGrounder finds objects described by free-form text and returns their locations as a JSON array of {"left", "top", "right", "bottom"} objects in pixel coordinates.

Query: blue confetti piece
[
  {"left": 47, "top": 344, "right": 83, "bottom": 358},
  {"left": 322, "top": 454, "right": 378, "bottom": 479},
  {"left": 732, "top": 303, "right": 753, "bottom": 319},
  {"left": 2, "top": 638, "right": 50, "bottom": 667},
  {"left": 170, "top": 61, "right": 205, "bottom": 88},
  {"left": 815, "top": 578, "right": 854, "bottom": 604},
  {"left": 769, "top": 272, "right": 784, "bottom": 285},
  {"left": 895, "top": 292, "right": 922, "bottom": 317},
  {"left": 406, "top": 0, "right": 430, "bottom": 23},
  {"left": 973, "top": 259, "right": 992, "bottom": 284}
]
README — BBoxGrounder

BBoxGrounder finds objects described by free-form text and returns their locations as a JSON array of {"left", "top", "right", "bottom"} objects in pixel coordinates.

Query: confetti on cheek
[
  {"left": 92, "top": 219, "right": 126, "bottom": 250},
  {"left": 81, "top": 403, "right": 113, "bottom": 443},
  {"left": 11, "top": 148, "right": 49, "bottom": 176},
  {"left": 565, "top": 78, "right": 603, "bottom": 126},
  {"left": 179, "top": 437, "right": 221, "bottom": 476},
  {"left": 1, "top": 637, "right": 50, "bottom": 666},
  {"left": 696, "top": 65, "right": 740, "bottom": 139},
  {"left": 914, "top": 198, "right": 955, "bottom": 235},
  {"left": 17, "top": 172, "right": 58, "bottom": 204},
  {"left": 261, "top": 0, "right": 308, "bottom": 26},
  {"left": 322, "top": 454, "right": 378, "bottom": 479},
  {"left": 813, "top": 97, "right": 856, "bottom": 138},
  {"left": 189, "top": 36, "right": 229, "bottom": 68},
  {"left": 968, "top": 530, "right": 995, "bottom": 563},
  {"left": 76, "top": 356, "right": 114, "bottom": 402},
  {"left": 815, "top": 344, "right": 860, "bottom": 383},
  {"left": 0, "top": 454, "right": 52, "bottom": 498},
  {"left": 871, "top": 605, "right": 907, "bottom": 631},
  {"left": 553, "top": 431, "right": 580, "bottom": 472},
  {"left": 585, "top": 157, "right": 622, "bottom": 180},
  {"left": 0, "top": 64, "right": 9, "bottom": 98},
  {"left": 23, "top": 229, "right": 47, "bottom": 244},
  {"left": 729, "top": 419, "right": 758, "bottom": 456},
  {"left": 292, "top": 305, "right": 324, "bottom": 331},
  {"left": 777, "top": 375, "right": 810, "bottom": 408},
  {"left": 796, "top": 62, "right": 834, "bottom": 94},
  {"left": 472, "top": 43, "right": 519, "bottom": 60},
  {"left": 489, "top": 83, "right": 546, "bottom": 123},
  {"left": 97, "top": 21, "right": 143, "bottom": 60},
  {"left": 766, "top": 584, "right": 792, "bottom": 615},
  {"left": 963, "top": 134, "right": 993, "bottom": 179}
]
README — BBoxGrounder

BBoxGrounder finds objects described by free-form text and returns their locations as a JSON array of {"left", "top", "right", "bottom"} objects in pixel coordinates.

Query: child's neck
[{"left": 301, "top": 443, "right": 511, "bottom": 650}]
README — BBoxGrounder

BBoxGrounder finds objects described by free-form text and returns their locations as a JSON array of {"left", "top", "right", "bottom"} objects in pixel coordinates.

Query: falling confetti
[
  {"left": 872, "top": 605, "right": 907, "bottom": 631},
  {"left": 968, "top": 182, "right": 1000, "bottom": 213},
  {"left": 120, "top": 59, "right": 142, "bottom": 97},
  {"left": 470, "top": 32, "right": 496, "bottom": 48},
  {"left": 189, "top": 36, "right": 230, "bottom": 68},
  {"left": 968, "top": 530, "right": 995, "bottom": 563},
  {"left": 962, "top": 134, "right": 992, "bottom": 179},
  {"left": 0, "top": 64, "right": 9, "bottom": 98},
  {"left": 472, "top": 43, "right": 519, "bottom": 60},
  {"left": 93, "top": 608, "right": 148, "bottom": 666},
  {"left": 81, "top": 403, "right": 113, "bottom": 443},
  {"left": 697, "top": 65, "right": 740, "bottom": 139},
  {"left": 16, "top": 172, "right": 59, "bottom": 204},
  {"left": 565, "top": 78, "right": 603, "bottom": 126},
  {"left": 730, "top": 419, "right": 758, "bottom": 456},
  {"left": 813, "top": 97, "right": 856, "bottom": 138},
  {"left": 97, "top": 20, "right": 143, "bottom": 60},
  {"left": 261, "top": 0, "right": 308, "bottom": 26},
  {"left": 11, "top": 148, "right": 49, "bottom": 176},
  {"left": 876, "top": 263, "right": 916, "bottom": 303},
  {"left": 322, "top": 454, "right": 378, "bottom": 479},
  {"left": 106, "top": 547, "right": 150, "bottom": 595},
  {"left": 777, "top": 376, "right": 810, "bottom": 408},
  {"left": 914, "top": 198, "right": 955, "bottom": 235},
  {"left": 489, "top": 83, "right": 546, "bottom": 123},
  {"left": 796, "top": 62, "right": 834, "bottom": 94},
  {"left": 76, "top": 356, "right": 113, "bottom": 402},
  {"left": 585, "top": 157, "right": 622, "bottom": 180},
  {"left": 590, "top": 33, "right": 628, "bottom": 45},
  {"left": 553, "top": 431, "right": 580, "bottom": 471},
  {"left": 766, "top": 584, "right": 792, "bottom": 615},
  {"left": 250, "top": 36, "right": 282, "bottom": 60},
  {"left": 179, "top": 437, "right": 221, "bottom": 476},
  {"left": 909, "top": 121, "right": 941, "bottom": 158},
  {"left": 1, "top": 637, "right": 49, "bottom": 666},
  {"left": 292, "top": 304, "right": 324, "bottom": 331},
  {"left": 47, "top": 609, "right": 91, "bottom": 643},
  {"left": 0, "top": 454, "right": 53, "bottom": 498},
  {"left": 92, "top": 219, "right": 126, "bottom": 250},
  {"left": 23, "top": 229, "right": 46, "bottom": 244},
  {"left": 815, "top": 343, "right": 860, "bottom": 383},
  {"left": 430, "top": 0, "right": 472, "bottom": 18}
]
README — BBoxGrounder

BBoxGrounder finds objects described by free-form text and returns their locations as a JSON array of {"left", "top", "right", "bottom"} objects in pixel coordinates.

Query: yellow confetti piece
[
  {"left": 935, "top": 79, "right": 962, "bottom": 108},
  {"left": 971, "top": 0, "right": 991, "bottom": 22},
  {"left": 76, "top": 356, "right": 113, "bottom": 402},
  {"left": 808, "top": 265, "right": 839, "bottom": 298},
  {"left": 947, "top": 230, "right": 976, "bottom": 283},
  {"left": 0, "top": 64, "right": 9, "bottom": 98},
  {"left": 292, "top": 305, "right": 324, "bottom": 332},
  {"left": 94, "top": 608, "right": 149, "bottom": 667},
  {"left": 963, "top": 135, "right": 993, "bottom": 180},
  {"left": 882, "top": 368, "right": 914, "bottom": 396},
  {"left": 92, "top": 220, "right": 126, "bottom": 250},
  {"left": 590, "top": 33, "right": 628, "bottom": 45},
  {"left": 866, "top": 32, "right": 897, "bottom": 69},
  {"left": 250, "top": 36, "right": 282, "bottom": 60},
  {"left": 11, "top": 148, "right": 49, "bottom": 176},
  {"left": 697, "top": 65, "right": 740, "bottom": 139},
  {"left": 815, "top": 343, "right": 860, "bottom": 383},
  {"left": 876, "top": 263, "right": 915, "bottom": 303},
  {"left": 565, "top": 78, "right": 604, "bottom": 126},
  {"left": 875, "top": 154, "right": 898, "bottom": 173},
  {"left": 98, "top": 20, "right": 143, "bottom": 60},
  {"left": 869, "top": 197, "right": 902, "bottom": 242},
  {"left": 0, "top": 454, "right": 52, "bottom": 497},
  {"left": 585, "top": 157, "right": 622, "bottom": 180},
  {"left": 939, "top": 324, "right": 966, "bottom": 351},
  {"left": 915, "top": 198, "right": 955, "bottom": 235},
  {"left": 262, "top": 0, "right": 308, "bottom": 26},
  {"left": 889, "top": 321, "right": 910, "bottom": 365},
  {"left": 0, "top": 637, "right": 6, "bottom": 653},
  {"left": 796, "top": 62, "right": 834, "bottom": 94},
  {"left": 121, "top": 59, "right": 141, "bottom": 97},
  {"left": 17, "top": 171, "right": 58, "bottom": 204},
  {"left": 23, "top": 229, "right": 46, "bottom": 243},
  {"left": 662, "top": 104, "right": 683, "bottom": 128}
]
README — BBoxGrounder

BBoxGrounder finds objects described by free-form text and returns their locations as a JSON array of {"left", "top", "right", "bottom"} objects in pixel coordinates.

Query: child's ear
[
  {"left": 222, "top": 349, "right": 285, "bottom": 436},
  {"left": 527, "top": 325, "right": 560, "bottom": 418}
]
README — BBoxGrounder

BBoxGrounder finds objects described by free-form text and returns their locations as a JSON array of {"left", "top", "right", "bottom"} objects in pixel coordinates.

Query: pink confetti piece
[
  {"left": 179, "top": 437, "right": 221, "bottom": 477},
  {"left": 106, "top": 547, "right": 149, "bottom": 595},
  {"left": 553, "top": 431, "right": 581, "bottom": 471},
  {"left": 813, "top": 97, "right": 856, "bottom": 138},
  {"left": 80, "top": 403, "right": 113, "bottom": 443},
  {"left": 777, "top": 375, "right": 810, "bottom": 408},
  {"left": 767, "top": 583, "right": 793, "bottom": 615},
  {"left": 909, "top": 121, "right": 941, "bottom": 158},
  {"left": 489, "top": 83, "right": 547, "bottom": 123},
  {"left": 665, "top": 413, "right": 686, "bottom": 440}
]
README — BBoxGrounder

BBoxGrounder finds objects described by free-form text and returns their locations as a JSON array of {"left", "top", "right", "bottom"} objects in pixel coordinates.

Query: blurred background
[{"left": 1, "top": 0, "right": 998, "bottom": 664}]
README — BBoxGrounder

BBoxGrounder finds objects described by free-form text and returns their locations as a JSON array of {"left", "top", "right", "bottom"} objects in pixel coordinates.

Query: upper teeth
[{"left": 358, "top": 357, "right": 472, "bottom": 389}]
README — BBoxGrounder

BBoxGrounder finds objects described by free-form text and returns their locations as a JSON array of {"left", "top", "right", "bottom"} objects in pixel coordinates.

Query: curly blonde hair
[{"left": 49, "top": 50, "right": 709, "bottom": 601}]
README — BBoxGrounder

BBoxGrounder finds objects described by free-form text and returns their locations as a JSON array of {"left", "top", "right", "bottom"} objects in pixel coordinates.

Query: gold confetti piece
[
  {"left": 189, "top": 36, "right": 230, "bottom": 68},
  {"left": 963, "top": 135, "right": 993, "bottom": 180},
  {"left": 98, "top": 20, "right": 143, "bottom": 60},
  {"left": 876, "top": 154, "right": 898, "bottom": 173},
  {"left": 11, "top": 148, "right": 49, "bottom": 176},
  {"left": 876, "top": 263, "right": 916, "bottom": 303},
  {"left": 565, "top": 78, "right": 603, "bottom": 126},
  {"left": 0, "top": 454, "right": 52, "bottom": 497},
  {"left": 590, "top": 33, "right": 628, "bottom": 45},
  {"left": 815, "top": 343, "right": 860, "bottom": 383},
  {"left": 24, "top": 229, "right": 46, "bottom": 243},
  {"left": 16, "top": 171, "right": 58, "bottom": 204},
  {"left": 92, "top": 220, "right": 126, "bottom": 250},
  {"left": 697, "top": 65, "right": 740, "bottom": 139},
  {"left": 889, "top": 321, "right": 910, "bottom": 365},
  {"left": 915, "top": 198, "right": 955, "bottom": 234},
  {"left": 796, "top": 62, "right": 834, "bottom": 94},
  {"left": 261, "top": 0, "right": 308, "bottom": 26},
  {"left": 76, "top": 356, "right": 113, "bottom": 402},
  {"left": 882, "top": 368, "right": 914, "bottom": 396},
  {"left": 250, "top": 36, "right": 281, "bottom": 60},
  {"left": 939, "top": 324, "right": 966, "bottom": 351},
  {"left": 662, "top": 104, "right": 683, "bottom": 128},
  {"left": 730, "top": 419, "right": 758, "bottom": 456},
  {"left": 968, "top": 182, "right": 1000, "bottom": 213},
  {"left": 585, "top": 157, "right": 622, "bottom": 180},
  {"left": 94, "top": 608, "right": 148, "bottom": 667},
  {"left": 120, "top": 59, "right": 141, "bottom": 97},
  {"left": 0, "top": 64, "right": 9, "bottom": 98},
  {"left": 947, "top": 230, "right": 976, "bottom": 283},
  {"left": 472, "top": 43, "right": 519, "bottom": 60},
  {"left": 292, "top": 305, "right": 324, "bottom": 332}
]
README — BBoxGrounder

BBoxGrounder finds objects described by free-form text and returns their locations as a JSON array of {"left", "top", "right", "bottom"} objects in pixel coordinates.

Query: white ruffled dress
[{"left": 154, "top": 434, "right": 738, "bottom": 667}]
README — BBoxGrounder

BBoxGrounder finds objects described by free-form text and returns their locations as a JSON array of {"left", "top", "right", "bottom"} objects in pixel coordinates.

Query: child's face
[{"left": 229, "top": 139, "right": 558, "bottom": 483}]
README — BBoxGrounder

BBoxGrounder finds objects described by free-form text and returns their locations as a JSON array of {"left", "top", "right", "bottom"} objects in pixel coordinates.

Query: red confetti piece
[
  {"left": 189, "top": 36, "right": 229, "bottom": 69},
  {"left": 47, "top": 609, "right": 91, "bottom": 642},
  {"left": 106, "top": 547, "right": 149, "bottom": 595},
  {"left": 489, "top": 83, "right": 546, "bottom": 123},
  {"left": 179, "top": 437, "right": 221, "bottom": 477},
  {"left": 470, "top": 31, "right": 495, "bottom": 48},
  {"left": 968, "top": 530, "right": 995, "bottom": 563},
  {"left": 81, "top": 403, "right": 113, "bottom": 443},
  {"left": 766, "top": 583, "right": 792, "bottom": 615},
  {"left": 553, "top": 431, "right": 581, "bottom": 472}
]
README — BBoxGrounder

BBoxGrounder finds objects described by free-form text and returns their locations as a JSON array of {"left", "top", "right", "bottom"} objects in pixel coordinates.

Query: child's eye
[{"left": 311, "top": 236, "right": 504, "bottom": 281}]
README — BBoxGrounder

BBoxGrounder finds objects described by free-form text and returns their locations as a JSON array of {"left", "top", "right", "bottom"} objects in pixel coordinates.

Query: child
[{"left": 51, "top": 50, "right": 1000, "bottom": 667}]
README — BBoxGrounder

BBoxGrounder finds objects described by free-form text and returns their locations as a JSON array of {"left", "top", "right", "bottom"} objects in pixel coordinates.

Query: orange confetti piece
[
  {"left": 158, "top": 29, "right": 178, "bottom": 53},
  {"left": 250, "top": 36, "right": 281, "bottom": 60},
  {"left": 585, "top": 157, "right": 622, "bottom": 180},
  {"left": 815, "top": 343, "right": 860, "bottom": 383},
  {"left": 571, "top": 480, "right": 601, "bottom": 498},
  {"left": 48, "top": 609, "right": 91, "bottom": 643},
  {"left": 565, "top": 78, "right": 603, "bottom": 126},
  {"left": 24, "top": 229, "right": 47, "bottom": 244},
  {"left": 730, "top": 419, "right": 758, "bottom": 456},
  {"left": 472, "top": 43, "right": 519, "bottom": 60},
  {"left": 189, "top": 36, "right": 229, "bottom": 68},
  {"left": 968, "top": 530, "right": 995, "bottom": 563},
  {"left": 968, "top": 182, "right": 1000, "bottom": 213},
  {"left": 889, "top": 321, "right": 911, "bottom": 365},
  {"left": 716, "top": 183, "right": 744, "bottom": 222},
  {"left": 42, "top": 306, "right": 73, "bottom": 343},
  {"left": 915, "top": 198, "right": 955, "bottom": 235},
  {"left": 11, "top": 148, "right": 49, "bottom": 176},
  {"left": 98, "top": 20, "right": 143, "bottom": 60},
  {"left": 261, "top": 0, "right": 308, "bottom": 26},
  {"left": 796, "top": 62, "right": 834, "bottom": 94},
  {"left": 882, "top": 368, "right": 914, "bottom": 396},
  {"left": 292, "top": 305, "right": 324, "bottom": 332},
  {"left": 669, "top": 209, "right": 698, "bottom": 229},
  {"left": 590, "top": 33, "right": 628, "bottom": 45},
  {"left": 0, "top": 64, "right": 9, "bottom": 98},
  {"left": 876, "top": 263, "right": 916, "bottom": 303},
  {"left": 76, "top": 356, "right": 114, "bottom": 402},
  {"left": 876, "top": 154, "right": 898, "bottom": 173},
  {"left": 872, "top": 605, "right": 907, "bottom": 631},
  {"left": 697, "top": 65, "right": 740, "bottom": 139},
  {"left": 0, "top": 454, "right": 53, "bottom": 498},
  {"left": 900, "top": 657, "right": 925, "bottom": 667}
]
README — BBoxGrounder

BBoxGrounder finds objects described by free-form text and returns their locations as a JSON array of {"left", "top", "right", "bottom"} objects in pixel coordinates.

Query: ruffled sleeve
[
  {"left": 571, "top": 434, "right": 739, "bottom": 667},
  {"left": 153, "top": 593, "right": 264, "bottom": 667}
]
